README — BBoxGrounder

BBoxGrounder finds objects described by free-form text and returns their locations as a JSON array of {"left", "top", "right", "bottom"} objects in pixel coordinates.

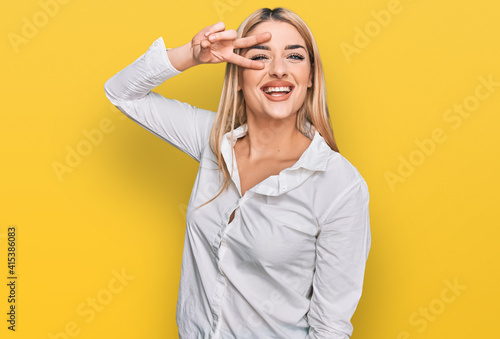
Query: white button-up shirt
[{"left": 104, "top": 36, "right": 371, "bottom": 339}]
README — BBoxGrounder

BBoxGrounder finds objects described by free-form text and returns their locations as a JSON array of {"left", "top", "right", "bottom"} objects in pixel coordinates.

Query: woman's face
[{"left": 238, "top": 21, "right": 313, "bottom": 123}]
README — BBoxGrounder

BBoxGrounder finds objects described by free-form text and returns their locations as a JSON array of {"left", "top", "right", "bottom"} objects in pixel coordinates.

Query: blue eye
[
  {"left": 250, "top": 54, "right": 267, "bottom": 61},
  {"left": 289, "top": 53, "right": 305, "bottom": 60},
  {"left": 249, "top": 53, "right": 305, "bottom": 61}
]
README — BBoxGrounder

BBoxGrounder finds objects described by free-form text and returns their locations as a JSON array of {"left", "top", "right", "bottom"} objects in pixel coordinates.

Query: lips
[{"left": 260, "top": 81, "right": 295, "bottom": 101}]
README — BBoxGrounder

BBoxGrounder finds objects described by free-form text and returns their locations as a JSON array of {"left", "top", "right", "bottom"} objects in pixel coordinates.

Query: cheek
[
  {"left": 240, "top": 73, "right": 262, "bottom": 94},
  {"left": 298, "top": 65, "right": 312, "bottom": 83}
]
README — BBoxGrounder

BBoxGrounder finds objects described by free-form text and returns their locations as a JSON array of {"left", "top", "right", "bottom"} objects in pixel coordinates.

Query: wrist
[{"left": 166, "top": 42, "right": 199, "bottom": 72}]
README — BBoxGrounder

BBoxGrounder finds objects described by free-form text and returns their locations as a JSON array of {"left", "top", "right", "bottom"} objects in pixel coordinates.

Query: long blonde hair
[{"left": 197, "top": 7, "right": 339, "bottom": 209}]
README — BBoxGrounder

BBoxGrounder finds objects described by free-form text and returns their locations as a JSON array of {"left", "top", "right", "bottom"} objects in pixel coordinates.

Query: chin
[{"left": 263, "top": 110, "right": 297, "bottom": 121}]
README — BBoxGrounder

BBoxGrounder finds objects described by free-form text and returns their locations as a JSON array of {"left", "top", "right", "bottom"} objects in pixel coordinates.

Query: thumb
[{"left": 198, "top": 39, "right": 213, "bottom": 63}]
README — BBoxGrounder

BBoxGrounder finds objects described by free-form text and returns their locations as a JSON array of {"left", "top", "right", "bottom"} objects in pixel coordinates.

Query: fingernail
[{"left": 209, "top": 35, "right": 215, "bottom": 41}]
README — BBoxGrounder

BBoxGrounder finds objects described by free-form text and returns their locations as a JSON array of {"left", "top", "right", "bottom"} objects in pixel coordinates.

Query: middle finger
[
  {"left": 233, "top": 32, "right": 272, "bottom": 49},
  {"left": 207, "top": 29, "right": 238, "bottom": 42}
]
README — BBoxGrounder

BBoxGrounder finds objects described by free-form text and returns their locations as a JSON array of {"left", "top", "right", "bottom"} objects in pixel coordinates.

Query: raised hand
[{"left": 191, "top": 21, "right": 272, "bottom": 70}]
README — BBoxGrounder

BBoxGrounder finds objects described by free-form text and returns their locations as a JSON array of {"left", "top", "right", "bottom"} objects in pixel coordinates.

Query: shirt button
[
  {"left": 154, "top": 41, "right": 158, "bottom": 46},
  {"left": 281, "top": 186, "right": 286, "bottom": 191}
]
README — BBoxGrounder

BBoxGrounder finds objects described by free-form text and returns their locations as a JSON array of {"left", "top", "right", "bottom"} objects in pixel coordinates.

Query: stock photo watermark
[
  {"left": 213, "top": 0, "right": 245, "bottom": 21},
  {"left": 51, "top": 104, "right": 126, "bottom": 183},
  {"left": 340, "top": 0, "right": 413, "bottom": 63},
  {"left": 236, "top": 269, "right": 295, "bottom": 337},
  {"left": 385, "top": 73, "right": 500, "bottom": 192},
  {"left": 7, "top": 0, "right": 74, "bottom": 54},
  {"left": 396, "top": 277, "right": 467, "bottom": 338},
  {"left": 5, "top": 226, "right": 17, "bottom": 331},
  {"left": 47, "top": 267, "right": 135, "bottom": 338}
]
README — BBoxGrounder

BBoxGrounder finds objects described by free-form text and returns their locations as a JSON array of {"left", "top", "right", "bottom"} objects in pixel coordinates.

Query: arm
[
  {"left": 103, "top": 36, "right": 215, "bottom": 162},
  {"left": 103, "top": 22, "right": 271, "bottom": 162},
  {"left": 306, "top": 178, "right": 371, "bottom": 338}
]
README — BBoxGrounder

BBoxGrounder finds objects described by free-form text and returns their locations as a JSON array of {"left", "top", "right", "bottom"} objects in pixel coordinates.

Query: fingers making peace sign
[{"left": 191, "top": 21, "right": 272, "bottom": 69}]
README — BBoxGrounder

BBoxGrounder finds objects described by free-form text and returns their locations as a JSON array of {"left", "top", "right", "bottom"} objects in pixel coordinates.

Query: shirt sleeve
[
  {"left": 103, "top": 36, "right": 216, "bottom": 162},
  {"left": 306, "top": 178, "right": 371, "bottom": 339}
]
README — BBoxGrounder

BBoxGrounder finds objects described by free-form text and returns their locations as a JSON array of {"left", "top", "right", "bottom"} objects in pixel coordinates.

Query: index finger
[
  {"left": 225, "top": 53, "right": 266, "bottom": 70},
  {"left": 233, "top": 32, "right": 272, "bottom": 49}
]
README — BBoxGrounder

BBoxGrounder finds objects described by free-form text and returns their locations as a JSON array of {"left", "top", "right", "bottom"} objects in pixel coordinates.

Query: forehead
[{"left": 246, "top": 21, "right": 306, "bottom": 49}]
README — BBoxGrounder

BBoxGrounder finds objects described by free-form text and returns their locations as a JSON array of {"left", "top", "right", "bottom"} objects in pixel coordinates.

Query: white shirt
[{"left": 104, "top": 36, "right": 371, "bottom": 339}]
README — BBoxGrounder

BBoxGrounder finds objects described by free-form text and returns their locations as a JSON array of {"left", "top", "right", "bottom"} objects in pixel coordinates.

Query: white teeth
[{"left": 263, "top": 86, "right": 292, "bottom": 94}]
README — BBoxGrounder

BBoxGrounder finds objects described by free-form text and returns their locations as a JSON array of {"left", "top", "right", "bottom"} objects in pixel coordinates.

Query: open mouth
[{"left": 261, "top": 86, "right": 294, "bottom": 97}]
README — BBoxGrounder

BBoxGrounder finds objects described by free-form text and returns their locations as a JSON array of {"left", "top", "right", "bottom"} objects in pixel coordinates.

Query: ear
[
  {"left": 308, "top": 70, "right": 313, "bottom": 88},
  {"left": 237, "top": 68, "right": 242, "bottom": 91}
]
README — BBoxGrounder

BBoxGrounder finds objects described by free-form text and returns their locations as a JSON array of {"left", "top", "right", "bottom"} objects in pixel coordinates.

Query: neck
[{"left": 240, "top": 112, "right": 308, "bottom": 161}]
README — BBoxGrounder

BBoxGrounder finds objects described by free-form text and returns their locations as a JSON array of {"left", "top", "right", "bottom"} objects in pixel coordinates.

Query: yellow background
[{"left": 1, "top": 0, "right": 499, "bottom": 338}]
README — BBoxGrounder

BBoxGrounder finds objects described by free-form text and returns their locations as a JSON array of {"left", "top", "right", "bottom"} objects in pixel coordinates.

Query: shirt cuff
[{"left": 148, "top": 36, "right": 182, "bottom": 78}]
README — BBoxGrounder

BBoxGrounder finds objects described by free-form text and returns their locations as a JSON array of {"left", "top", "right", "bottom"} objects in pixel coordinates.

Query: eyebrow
[{"left": 243, "top": 44, "right": 307, "bottom": 52}]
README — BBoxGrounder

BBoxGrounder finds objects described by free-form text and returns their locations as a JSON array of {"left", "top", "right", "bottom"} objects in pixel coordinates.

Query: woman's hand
[{"left": 191, "top": 21, "right": 271, "bottom": 69}]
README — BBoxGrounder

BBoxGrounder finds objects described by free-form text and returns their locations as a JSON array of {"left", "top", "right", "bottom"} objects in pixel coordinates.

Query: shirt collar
[{"left": 220, "top": 121, "right": 333, "bottom": 197}]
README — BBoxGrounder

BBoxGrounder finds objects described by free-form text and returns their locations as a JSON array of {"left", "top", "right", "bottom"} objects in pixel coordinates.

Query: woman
[{"left": 104, "top": 7, "right": 371, "bottom": 339}]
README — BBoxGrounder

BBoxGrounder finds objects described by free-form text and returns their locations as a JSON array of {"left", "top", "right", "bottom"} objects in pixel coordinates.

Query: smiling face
[{"left": 238, "top": 21, "right": 313, "bottom": 123}]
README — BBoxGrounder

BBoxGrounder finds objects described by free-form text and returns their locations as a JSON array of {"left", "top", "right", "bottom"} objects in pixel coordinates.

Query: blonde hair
[{"left": 197, "top": 7, "right": 339, "bottom": 209}]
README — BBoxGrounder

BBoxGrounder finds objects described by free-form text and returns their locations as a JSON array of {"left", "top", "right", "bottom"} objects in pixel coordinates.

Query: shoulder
[
  {"left": 324, "top": 150, "right": 365, "bottom": 188},
  {"left": 307, "top": 130, "right": 365, "bottom": 189},
  {"left": 312, "top": 142, "right": 369, "bottom": 220}
]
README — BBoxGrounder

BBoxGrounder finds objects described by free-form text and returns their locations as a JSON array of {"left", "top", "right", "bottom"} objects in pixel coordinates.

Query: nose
[{"left": 268, "top": 57, "right": 287, "bottom": 78}]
